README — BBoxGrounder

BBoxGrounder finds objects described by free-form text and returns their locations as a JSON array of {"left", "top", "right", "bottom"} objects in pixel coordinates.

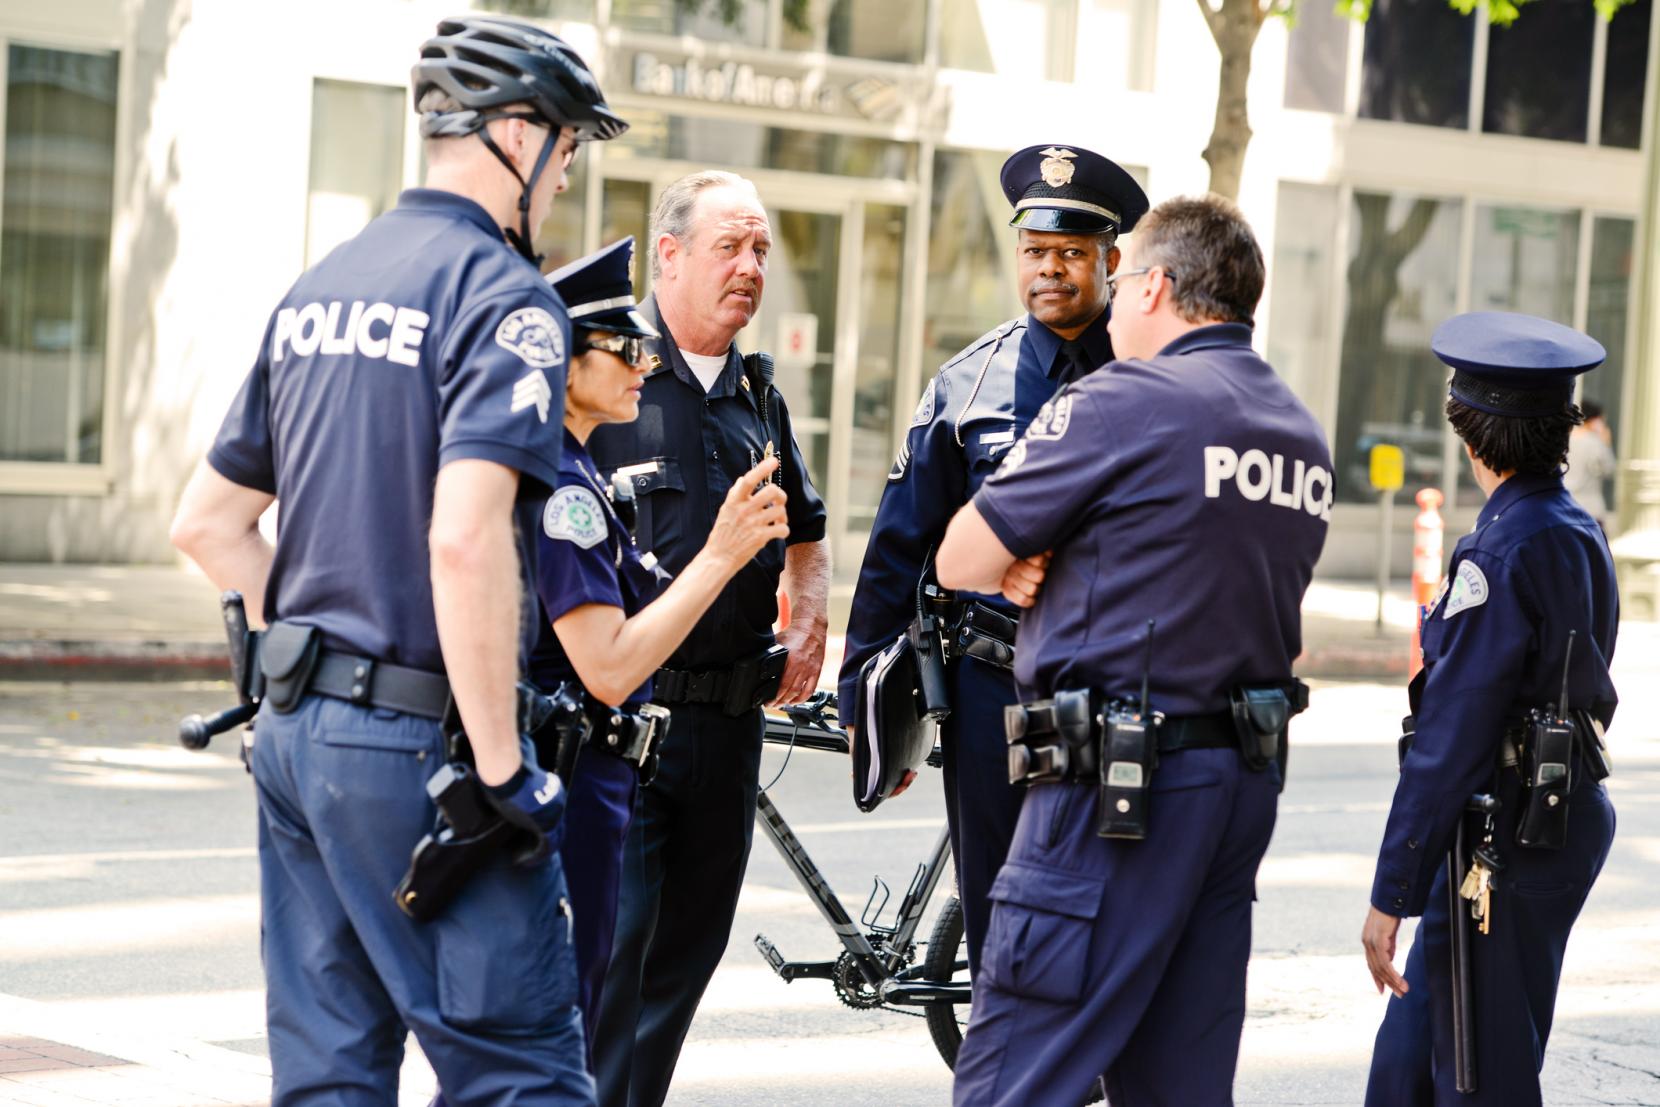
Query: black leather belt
[
  {"left": 653, "top": 667, "right": 732, "bottom": 706},
  {"left": 946, "top": 601, "right": 1018, "bottom": 671},
  {"left": 1006, "top": 703, "right": 1240, "bottom": 786},
  {"left": 307, "top": 649, "right": 451, "bottom": 720},
  {"left": 1157, "top": 711, "right": 1238, "bottom": 753}
]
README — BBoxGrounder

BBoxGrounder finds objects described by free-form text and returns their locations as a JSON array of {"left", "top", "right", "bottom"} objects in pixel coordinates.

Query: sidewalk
[{"left": 0, "top": 562, "right": 1432, "bottom": 682}]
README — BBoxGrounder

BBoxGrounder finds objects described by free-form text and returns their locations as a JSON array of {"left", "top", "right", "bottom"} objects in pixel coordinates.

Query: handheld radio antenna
[
  {"left": 1557, "top": 629, "right": 1576, "bottom": 717},
  {"left": 1139, "top": 619, "right": 1156, "bottom": 719}
]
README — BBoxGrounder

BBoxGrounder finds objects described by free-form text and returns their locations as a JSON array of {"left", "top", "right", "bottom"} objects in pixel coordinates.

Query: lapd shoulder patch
[
  {"left": 1026, "top": 394, "right": 1073, "bottom": 441},
  {"left": 910, "top": 381, "right": 937, "bottom": 428},
  {"left": 496, "top": 306, "right": 565, "bottom": 369},
  {"left": 1443, "top": 559, "right": 1489, "bottom": 619},
  {"left": 543, "top": 487, "right": 607, "bottom": 549}
]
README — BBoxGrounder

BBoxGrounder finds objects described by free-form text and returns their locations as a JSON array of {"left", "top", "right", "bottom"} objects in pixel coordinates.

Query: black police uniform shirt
[
  {"left": 1370, "top": 472, "right": 1618, "bottom": 917},
  {"left": 586, "top": 294, "right": 828, "bottom": 671},
  {"left": 529, "top": 429, "right": 665, "bottom": 707},
  {"left": 837, "top": 311, "right": 1112, "bottom": 711},
  {"left": 972, "top": 323, "right": 1331, "bottom": 714},
  {"left": 208, "top": 189, "right": 571, "bottom": 672}
]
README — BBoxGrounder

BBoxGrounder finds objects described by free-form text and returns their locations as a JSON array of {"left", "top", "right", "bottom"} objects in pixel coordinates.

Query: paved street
[{"left": 2, "top": 640, "right": 1658, "bottom": 1104}]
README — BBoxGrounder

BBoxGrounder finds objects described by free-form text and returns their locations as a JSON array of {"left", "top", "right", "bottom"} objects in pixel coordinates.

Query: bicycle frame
[{"left": 753, "top": 696, "right": 970, "bottom": 1009}]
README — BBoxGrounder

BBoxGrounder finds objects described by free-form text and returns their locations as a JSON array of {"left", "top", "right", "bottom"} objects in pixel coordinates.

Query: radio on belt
[{"left": 1098, "top": 619, "right": 1158, "bottom": 841}]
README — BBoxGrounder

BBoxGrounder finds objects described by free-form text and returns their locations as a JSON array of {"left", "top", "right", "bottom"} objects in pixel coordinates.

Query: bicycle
[{"left": 755, "top": 692, "right": 971, "bottom": 1068}]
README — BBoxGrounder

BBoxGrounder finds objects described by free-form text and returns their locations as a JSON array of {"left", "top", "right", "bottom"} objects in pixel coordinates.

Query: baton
[{"left": 1448, "top": 815, "right": 1476, "bottom": 1094}]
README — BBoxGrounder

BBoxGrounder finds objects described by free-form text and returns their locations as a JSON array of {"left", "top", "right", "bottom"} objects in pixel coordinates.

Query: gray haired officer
[{"left": 586, "top": 170, "right": 831, "bottom": 1107}]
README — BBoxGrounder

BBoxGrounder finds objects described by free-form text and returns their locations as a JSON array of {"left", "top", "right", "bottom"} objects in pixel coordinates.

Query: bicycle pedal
[{"left": 753, "top": 934, "right": 787, "bottom": 975}]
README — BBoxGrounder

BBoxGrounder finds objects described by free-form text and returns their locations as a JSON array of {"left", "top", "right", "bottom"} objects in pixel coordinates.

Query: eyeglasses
[
  {"left": 579, "top": 331, "right": 648, "bottom": 366},
  {"left": 1105, "top": 267, "right": 1177, "bottom": 302}
]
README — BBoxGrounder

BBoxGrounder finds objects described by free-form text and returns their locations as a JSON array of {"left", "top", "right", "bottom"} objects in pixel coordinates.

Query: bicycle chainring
[{"left": 831, "top": 952, "right": 885, "bottom": 1010}]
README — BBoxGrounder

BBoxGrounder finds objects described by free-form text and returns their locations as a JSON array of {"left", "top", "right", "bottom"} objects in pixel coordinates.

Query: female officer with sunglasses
[{"left": 529, "top": 237, "right": 789, "bottom": 1063}]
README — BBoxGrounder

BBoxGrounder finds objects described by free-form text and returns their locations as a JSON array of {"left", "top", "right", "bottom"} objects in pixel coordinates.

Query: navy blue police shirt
[
  {"left": 529, "top": 429, "right": 665, "bottom": 706},
  {"left": 1370, "top": 473, "right": 1618, "bottom": 917},
  {"left": 208, "top": 189, "right": 572, "bottom": 672},
  {"left": 837, "top": 312, "right": 1112, "bottom": 711},
  {"left": 973, "top": 323, "right": 1332, "bottom": 713},
  {"left": 586, "top": 295, "right": 827, "bottom": 671}
]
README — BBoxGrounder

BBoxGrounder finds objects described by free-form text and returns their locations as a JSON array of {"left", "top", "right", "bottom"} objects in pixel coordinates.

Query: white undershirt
[{"left": 681, "top": 349, "right": 729, "bottom": 392}]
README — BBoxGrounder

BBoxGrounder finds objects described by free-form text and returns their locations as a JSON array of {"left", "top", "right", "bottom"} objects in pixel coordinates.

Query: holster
[
  {"left": 393, "top": 761, "right": 548, "bottom": 923},
  {"left": 907, "top": 613, "right": 952, "bottom": 720},
  {"left": 725, "top": 645, "right": 790, "bottom": 716},
  {"left": 947, "top": 602, "right": 1017, "bottom": 671},
  {"left": 258, "top": 621, "right": 322, "bottom": 714},
  {"left": 523, "top": 683, "right": 591, "bottom": 785},
  {"left": 1229, "top": 680, "right": 1307, "bottom": 789},
  {"left": 590, "top": 702, "right": 671, "bottom": 784}
]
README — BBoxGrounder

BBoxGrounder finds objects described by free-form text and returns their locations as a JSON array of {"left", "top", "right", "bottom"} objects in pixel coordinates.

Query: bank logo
[
  {"left": 496, "top": 306, "right": 565, "bottom": 369},
  {"left": 511, "top": 369, "right": 553, "bottom": 424}
]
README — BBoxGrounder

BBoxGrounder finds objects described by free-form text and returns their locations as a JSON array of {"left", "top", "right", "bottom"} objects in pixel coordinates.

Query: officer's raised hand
[
  {"left": 706, "top": 456, "right": 790, "bottom": 568},
  {"left": 1000, "top": 551, "right": 1051, "bottom": 608}
]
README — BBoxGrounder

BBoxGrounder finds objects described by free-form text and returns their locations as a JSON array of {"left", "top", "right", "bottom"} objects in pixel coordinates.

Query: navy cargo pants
[
  {"left": 953, "top": 748, "right": 1280, "bottom": 1107},
  {"left": 251, "top": 695, "right": 593, "bottom": 1106},
  {"left": 1365, "top": 769, "right": 1615, "bottom": 1106},
  {"left": 941, "top": 654, "right": 1027, "bottom": 977},
  {"left": 558, "top": 749, "right": 638, "bottom": 1065},
  {"left": 592, "top": 703, "right": 764, "bottom": 1107}
]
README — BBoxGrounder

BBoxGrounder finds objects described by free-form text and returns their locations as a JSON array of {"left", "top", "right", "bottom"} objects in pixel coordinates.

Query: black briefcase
[{"left": 851, "top": 631, "right": 940, "bottom": 813}]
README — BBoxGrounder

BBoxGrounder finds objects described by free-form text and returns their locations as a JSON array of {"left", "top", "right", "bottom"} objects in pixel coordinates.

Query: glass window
[
  {"left": 609, "top": 110, "right": 915, "bottom": 181},
  {"left": 1483, "top": 0, "right": 1594, "bottom": 142},
  {"left": 1333, "top": 191, "right": 1464, "bottom": 504},
  {"left": 306, "top": 80, "right": 405, "bottom": 267},
  {"left": 474, "top": 0, "right": 596, "bottom": 17},
  {"left": 779, "top": 0, "right": 927, "bottom": 63},
  {"left": 924, "top": 148, "right": 1016, "bottom": 375},
  {"left": 612, "top": 0, "right": 767, "bottom": 47},
  {"left": 849, "top": 204, "right": 907, "bottom": 535},
  {"left": 1265, "top": 183, "right": 1340, "bottom": 406},
  {"left": 1601, "top": 0, "right": 1651, "bottom": 148},
  {"left": 1358, "top": 0, "right": 1474, "bottom": 129},
  {"left": 0, "top": 44, "right": 119, "bottom": 466},
  {"left": 1283, "top": 0, "right": 1349, "bottom": 113},
  {"left": 1074, "top": 0, "right": 1158, "bottom": 93},
  {"left": 600, "top": 178, "right": 652, "bottom": 299},
  {"left": 534, "top": 154, "right": 589, "bottom": 275},
  {"left": 940, "top": 0, "right": 1069, "bottom": 80},
  {"left": 1462, "top": 204, "right": 1579, "bottom": 501},
  {"left": 1586, "top": 216, "right": 1634, "bottom": 455}
]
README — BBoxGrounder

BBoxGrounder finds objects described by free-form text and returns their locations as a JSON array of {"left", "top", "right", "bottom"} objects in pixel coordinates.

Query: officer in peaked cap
[
  {"left": 1364, "top": 311, "right": 1618, "bottom": 1106},
  {"left": 1002, "top": 143, "right": 1150, "bottom": 235},
  {"left": 839, "top": 144, "right": 1147, "bottom": 993}
]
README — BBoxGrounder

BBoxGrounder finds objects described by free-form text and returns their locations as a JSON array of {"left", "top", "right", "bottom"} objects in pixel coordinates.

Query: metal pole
[{"left": 1376, "top": 490, "right": 1394, "bottom": 633}]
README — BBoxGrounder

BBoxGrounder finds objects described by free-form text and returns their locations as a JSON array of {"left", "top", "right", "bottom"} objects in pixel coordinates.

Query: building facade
[{"left": 1, "top": 0, "right": 1652, "bottom": 590}]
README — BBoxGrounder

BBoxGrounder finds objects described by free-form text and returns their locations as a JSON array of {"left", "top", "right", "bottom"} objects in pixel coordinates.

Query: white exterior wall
[{"left": 0, "top": 0, "right": 1645, "bottom": 576}]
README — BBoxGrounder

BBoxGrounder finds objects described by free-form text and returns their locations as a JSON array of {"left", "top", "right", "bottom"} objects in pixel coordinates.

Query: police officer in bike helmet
[{"left": 171, "top": 15, "right": 624, "bottom": 1103}]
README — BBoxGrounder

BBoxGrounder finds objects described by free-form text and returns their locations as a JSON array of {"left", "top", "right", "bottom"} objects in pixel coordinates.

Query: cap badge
[{"left": 1039, "top": 147, "right": 1078, "bottom": 188}]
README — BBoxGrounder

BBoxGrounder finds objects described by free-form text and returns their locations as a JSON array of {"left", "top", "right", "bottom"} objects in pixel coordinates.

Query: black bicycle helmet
[
  {"left": 413, "top": 16, "right": 626, "bottom": 141},
  {"left": 413, "top": 16, "right": 626, "bottom": 263}
]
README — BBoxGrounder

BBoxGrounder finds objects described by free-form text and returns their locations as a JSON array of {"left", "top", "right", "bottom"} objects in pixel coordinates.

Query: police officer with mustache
[{"left": 839, "top": 145, "right": 1147, "bottom": 981}]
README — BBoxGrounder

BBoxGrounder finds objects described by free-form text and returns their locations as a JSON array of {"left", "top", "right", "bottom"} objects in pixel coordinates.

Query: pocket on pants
[
  {"left": 434, "top": 857, "right": 578, "bottom": 1034},
  {"left": 981, "top": 861, "right": 1104, "bottom": 1004}
]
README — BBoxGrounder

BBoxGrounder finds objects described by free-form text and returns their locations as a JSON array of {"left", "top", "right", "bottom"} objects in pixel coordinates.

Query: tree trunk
[{"left": 1198, "top": 0, "right": 1267, "bottom": 200}]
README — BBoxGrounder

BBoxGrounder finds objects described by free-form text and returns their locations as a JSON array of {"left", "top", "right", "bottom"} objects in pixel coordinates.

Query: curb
[{"left": 0, "top": 639, "right": 229, "bottom": 682}]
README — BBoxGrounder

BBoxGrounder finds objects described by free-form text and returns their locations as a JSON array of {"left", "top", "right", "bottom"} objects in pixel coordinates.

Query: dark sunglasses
[{"left": 580, "top": 331, "right": 647, "bottom": 366}]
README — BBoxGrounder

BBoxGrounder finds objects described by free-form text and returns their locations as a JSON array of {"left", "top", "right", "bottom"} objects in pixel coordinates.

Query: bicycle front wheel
[{"left": 923, "top": 894, "right": 968, "bottom": 1069}]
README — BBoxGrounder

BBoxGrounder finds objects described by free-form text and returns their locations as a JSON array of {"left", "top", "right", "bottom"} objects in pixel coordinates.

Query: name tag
[
  {"left": 615, "top": 461, "right": 660, "bottom": 478},
  {"left": 979, "top": 430, "right": 1015, "bottom": 446}
]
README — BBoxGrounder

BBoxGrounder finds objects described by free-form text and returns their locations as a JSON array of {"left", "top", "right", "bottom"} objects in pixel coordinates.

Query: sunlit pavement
[{"left": 1, "top": 629, "right": 1656, "bottom": 1105}]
